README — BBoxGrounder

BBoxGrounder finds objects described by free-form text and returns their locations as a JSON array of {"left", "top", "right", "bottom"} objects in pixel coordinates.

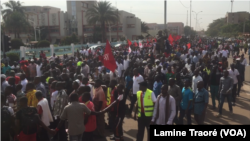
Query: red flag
[
  {"left": 134, "top": 41, "right": 138, "bottom": 47},
  {"left": 168, "top": 34, "right": 173, "bottom": 45},
  {"left": 127, "top": 39, "right": 132, "bottom": 46},
  {"left": 187, "top": 43, "right": 191, "bottom": 49},
  {"left": 177, "top": 35, "right": 181, "bottom": 40},
  {"left": 103, "top": 40, "right": 117, "bottom": 72},
  {"left": 173, "top": 35, "right": 177, "bottom": 41},
  {"left": 199, "top": 39, "right": 202, "bottom": 43}
]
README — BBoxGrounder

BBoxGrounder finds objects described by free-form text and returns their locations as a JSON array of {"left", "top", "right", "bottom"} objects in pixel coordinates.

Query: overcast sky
[{"left": 1, "top": 0, "right": 250, "bottom": 30}]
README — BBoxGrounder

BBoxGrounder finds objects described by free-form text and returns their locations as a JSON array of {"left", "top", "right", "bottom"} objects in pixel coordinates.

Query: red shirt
[
  {"left": 6, "top": 76, "right": 20, "bottom": 85},
  {"left": 82, "top": 101, "right": 96, "bottom": 132},
  {"left": 40, "top": 53, "right": 46, "bottom": 59}
]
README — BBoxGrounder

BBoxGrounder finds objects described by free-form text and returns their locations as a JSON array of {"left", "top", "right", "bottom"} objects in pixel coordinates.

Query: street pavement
[{"left": 95, "top": 52, "right": 250, "bottom": 141}]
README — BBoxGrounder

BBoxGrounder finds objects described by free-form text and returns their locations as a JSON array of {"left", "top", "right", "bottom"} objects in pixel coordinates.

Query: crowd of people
[{"left": 1, "top": 37, "right": 250, "bottom": 141}]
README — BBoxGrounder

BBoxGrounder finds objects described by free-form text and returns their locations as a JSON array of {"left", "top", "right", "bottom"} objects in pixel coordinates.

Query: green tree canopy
[
  {"left": 141, "top": 22, "right": 149, "bottom": 33},
  {"left": 86, "top": 1, "right": 119, "bottom": 42}
]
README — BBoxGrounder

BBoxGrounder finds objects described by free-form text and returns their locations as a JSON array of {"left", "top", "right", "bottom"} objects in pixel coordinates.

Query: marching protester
[{"left": 1, "top": 35, "right": 248, "bottom": 141}]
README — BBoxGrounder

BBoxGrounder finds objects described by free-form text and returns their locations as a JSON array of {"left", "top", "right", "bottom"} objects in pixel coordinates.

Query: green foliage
[
  {"left": 61, "top": 33, "right": 79, "bottom": 45},
  {"left": 141, "top": 22, "right": 149, "bottom": 33},
  {"left": 11, "top": 38, "right": 24, "bottom": 49},
  {"left": 37, "top": 40, "right": 50, "bottom": 47},
  {"left": 206, "top": 18, "right": 250, "bottom": 37},
  {"left": 86, "top": 1, "right": 119, "bottom": 41},
  {"left": 184, "top": 26, "right": 196, "bottom": 37},
  {"left": 6, "top": 52, "right": 20, "bottom": 63}
]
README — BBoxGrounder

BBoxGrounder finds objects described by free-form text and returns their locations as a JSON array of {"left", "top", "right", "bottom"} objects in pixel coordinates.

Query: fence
[{"left": 1, "top": 40, "right": 143, "bottom": 60}]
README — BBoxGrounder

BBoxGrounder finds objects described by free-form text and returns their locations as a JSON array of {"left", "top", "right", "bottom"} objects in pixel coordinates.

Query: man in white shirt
[
  {"left": 151, "top": 84, "right": 176, "bottom": 125},
  {"left": 81, "top": 77, "right": 94, "bottom": 99},
  {"left": 48, "top": 53, "right": 56, "bottom": 62},
  {"left": 123, "top": 56, "right": 130, "bottom": 71},
  {"left": 192, "top": 69, "right": 203, "bottom": 94},
  {"left": 81, "top": 62, "right": 90, "bottom": 77},
  {"left": 202, "top": 49, "right": 207, "bottom": 57},
  {"left": 50, "top": 89, "right": 58, "bottom": 109},
  {"left": 116, "top": 59, "right": 124, "bottom": 83},
  {"left": 220, "top": 49, "right": 229, "bottom": 58},
  {"left": 36, "top": 61, "right": 42, "bottom": 77},
  {"left": 129, "top": 68, "right": 144, "bottom": 116},
  {"left": 228, "top": 64, "right": 240, "bottom": 106},
  {"left": 20, "top": 74, "right": 28, "bottom": 92},
  {"left": 36, "top": 91, "right": 53, "bottom": 141}
]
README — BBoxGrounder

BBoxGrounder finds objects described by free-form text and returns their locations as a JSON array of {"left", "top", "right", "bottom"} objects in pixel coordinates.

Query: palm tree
[
  {"left": 141, "top": 22, "right": 149, "bottom": 33},
  {"left": 86, "top": 1, "right": 119, "bottom": 42},
  {"left": 2, "top": 0, "right": 25, "bottom": 21}
]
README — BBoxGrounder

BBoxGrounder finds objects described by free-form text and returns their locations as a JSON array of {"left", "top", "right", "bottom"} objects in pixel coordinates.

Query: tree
[
  {"left": 86, "top": 1, "right": 119, "bottom": 42},
  {"left": 4, "top": 11, "right": 30, "bottom": 38},
  {"left": 2, "top": 0, "right": 25, "bottom": 21},
  {"left": 141, "top": 22, "right": 149, "bottom": 33},
  {"left": 184, "top": 26, "right": 196, "bottom": 37},
  {"left": 11, "top": 38, "right": 24, "bottom": 49}
]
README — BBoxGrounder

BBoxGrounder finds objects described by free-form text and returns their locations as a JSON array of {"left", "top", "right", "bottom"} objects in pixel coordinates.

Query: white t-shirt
[
  {"left": 202, "top": 50, "right": 207, "bottom": 57},
  {"left": 110, "top": 70, "right": 118, "bottom": 81},
  {"left": 241, "top": 59, "right": 247, "bottom": 66},
  {"left": 21, "top": 79, "right": 28, "bottom": 92},
  {"left": 161, "top": 68, "right": 168, "bottom": 74},
  {"left": 192, "top": 75, "right": 203, "bottom": 94},
  {"left": 228, "top": 69, "right": 239, "bottom": 84},
  {"left": 133, "top": 75, "right": 144, "bottom": 94},
  {"left": 36, "top": 64, "right": 42, "bottom": 77},
  {"left": 81, "top": 84, "right": 94, "bottom": 99},
  {"left": 220, "top": 50, "right": 228, "bottom": 58},
  {"left": 116, "top": 63, "right": 124, "bottom": 77},
  {"left": 185, "top": 63, "right": 192, "bottom": 71},
  {"left": 123, "top": 60, "right": 130, "bottom": 71},
  {"left": 51, "top": 91, "right": 58, "bottom": 109}
]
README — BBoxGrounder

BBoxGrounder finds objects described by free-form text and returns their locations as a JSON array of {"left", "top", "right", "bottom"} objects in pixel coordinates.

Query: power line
[{"left": 179, "top": 0, "right": 189, "bottom": 8}]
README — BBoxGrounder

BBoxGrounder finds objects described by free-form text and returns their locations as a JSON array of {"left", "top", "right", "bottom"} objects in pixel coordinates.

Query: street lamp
[
  {"left": 192, "top": 11, "right": 202, "bottom": 31},
  {"left": 28, "top": 19, "right": 37, "bottom": 41}
]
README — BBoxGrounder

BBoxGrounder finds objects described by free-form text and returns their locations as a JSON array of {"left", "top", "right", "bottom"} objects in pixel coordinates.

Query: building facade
[
  {"left": 146, "top": 22, "right": 184, "bottom": 37},
  {"left": 226, "top": 12, "right": 250, "bottom": 24},
  {"left": 6, "top": 1, "right": 142, "bottom": 44}
]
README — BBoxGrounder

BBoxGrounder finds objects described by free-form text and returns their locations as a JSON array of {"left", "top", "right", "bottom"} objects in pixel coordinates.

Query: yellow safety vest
[
  {"left": 203, "top": 68, "right": 211, "bottom": 75},
  {"left": 106, "top": 87, "right": 111, "bottom": 106},
  {"left": 137, "top": 89, "right": 154, "bottom": 117}
]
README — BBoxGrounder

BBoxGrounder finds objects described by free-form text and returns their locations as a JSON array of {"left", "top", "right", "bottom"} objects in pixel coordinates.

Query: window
[
  {"left": 119, "top": 27, "right": 122, "bottom": 31},
  {"left": 127, "top": 24, "right": 135, "bottom": 28},
  {"left": 82, "top": 3, "right": 88, "bottom": 8},
  {"left": 83, "top": 27, "right": 93, "bottom": 32},
  {"left": 51, "top": 28, "right": 59, "bottom": 33}
]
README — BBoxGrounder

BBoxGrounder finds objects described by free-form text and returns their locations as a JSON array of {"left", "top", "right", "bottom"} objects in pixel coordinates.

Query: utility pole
[
  {"left": 186, "top": 10, "right": 188, "bottom": 26},
  {"left": 190, "top": 0, "right": 191, "bottom": 27},
  {"left": 231, "top": 0, "right": 234, "bottom": 13},
  {"left": 164, "top": 0, "right": 166, "bottom": 30}
]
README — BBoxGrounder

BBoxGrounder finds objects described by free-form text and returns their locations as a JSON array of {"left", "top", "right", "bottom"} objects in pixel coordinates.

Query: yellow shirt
[{"left": 26, "top": 89, "right": 38, "bottom": 107}]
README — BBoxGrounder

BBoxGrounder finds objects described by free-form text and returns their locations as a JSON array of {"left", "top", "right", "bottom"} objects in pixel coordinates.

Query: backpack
[
  {"left": 1, "top": 106, "right": 12, "bottom": 133},
  {"left": 21, "top": 107, "right": 39, "bottom": 135}
]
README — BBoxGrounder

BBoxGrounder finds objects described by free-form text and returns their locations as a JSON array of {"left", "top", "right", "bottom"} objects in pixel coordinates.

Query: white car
[{"left": 88, "top": 45, "right": 102, "bottom": 50}]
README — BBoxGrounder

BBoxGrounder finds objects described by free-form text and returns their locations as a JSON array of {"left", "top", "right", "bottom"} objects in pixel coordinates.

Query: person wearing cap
[
  {"left": 134, "top": 81, "right": 156, "bottom": 141},
  {"left": 1, "top": 74, "right": 10, "bottom": 93}
]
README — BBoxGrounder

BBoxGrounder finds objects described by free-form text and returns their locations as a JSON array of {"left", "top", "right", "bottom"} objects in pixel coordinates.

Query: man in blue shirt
[
  {"left": 179, "top": 80, "right": 193, "bottom": 125},
  {"left": 194, "top": 81, "right": 209, "bottom": 125}
]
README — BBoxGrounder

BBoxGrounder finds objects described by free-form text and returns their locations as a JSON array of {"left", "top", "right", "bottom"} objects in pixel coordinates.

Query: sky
[{"left": 1, "top": 0, "right": 250, "bottom": 30}]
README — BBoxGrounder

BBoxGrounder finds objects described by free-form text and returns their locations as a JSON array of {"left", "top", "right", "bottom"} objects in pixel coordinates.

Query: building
[
  {"left": 6, "top": 6, "right": 67, "bottom": 44},
  {"left": 226, "top": 11, "right": 250, "bottom": 24},
  {"left": 146, "top": 22, "right": 184, "bottom": 37},
  {"left": 67, "top": 1, "right": 141, "bottom": 42}
]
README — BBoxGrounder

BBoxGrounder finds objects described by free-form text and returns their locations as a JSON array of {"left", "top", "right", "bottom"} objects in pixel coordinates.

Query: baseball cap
[
  {"left": 1, "top": 74, "right": 6, "bottom": 79},
  {"left": 31, "top": 59, "right": 34, "bottom": 62}
]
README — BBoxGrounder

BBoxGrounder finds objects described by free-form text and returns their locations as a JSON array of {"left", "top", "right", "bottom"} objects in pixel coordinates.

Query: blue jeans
[
  {"left": 219, "top": 94, "right": 233, "bottom": 115},
  {"left": 69, "top": 134, "right": 83, "bottom": 141}
]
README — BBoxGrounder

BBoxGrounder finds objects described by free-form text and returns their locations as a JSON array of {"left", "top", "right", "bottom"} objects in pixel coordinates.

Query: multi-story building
[
  {"left": 146, "top": 22, "right": 184, "bottom": 37},
  {"left": 6, "top": 1, "right": 142, "bottom": 44},
  {"left": 226, "top": 12, "right": 250, "bottom": 24},
  {"left": 67, "top": 1, "right": 141, "bottom": 42}
]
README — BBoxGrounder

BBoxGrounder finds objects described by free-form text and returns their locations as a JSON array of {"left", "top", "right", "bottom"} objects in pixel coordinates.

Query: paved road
[{"left": 96, "top": 52, "right": 250, "bottom": 141}]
